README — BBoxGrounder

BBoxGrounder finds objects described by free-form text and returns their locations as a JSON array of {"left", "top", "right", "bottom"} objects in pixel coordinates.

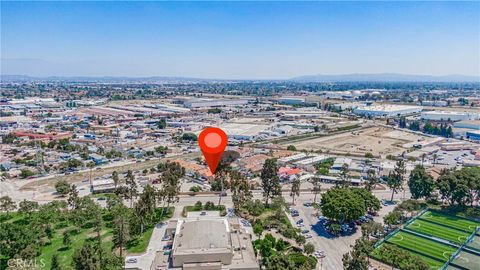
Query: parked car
[{"left": 126, "top": 258, "right": 137, "bottom": 263}]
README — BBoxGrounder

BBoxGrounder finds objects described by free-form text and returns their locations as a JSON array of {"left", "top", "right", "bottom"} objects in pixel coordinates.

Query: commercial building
[
  {"left": 353, "top": 105, "right": 422, "bottom": 117},
  {"left": 168, "top": 212, "right": 259, "bottom": 270},
  {"left": 421, "top": 111, "right": 479, "bottom": 122}
]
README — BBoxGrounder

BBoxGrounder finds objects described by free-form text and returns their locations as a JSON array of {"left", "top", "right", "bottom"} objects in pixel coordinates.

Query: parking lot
[{"left": 289, "top": 193, "right": 398, "bottom": 270}]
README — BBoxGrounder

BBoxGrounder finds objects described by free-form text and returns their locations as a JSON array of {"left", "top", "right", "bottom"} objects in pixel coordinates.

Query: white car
[
  {"left": 314, "top": 251, "right": 326, "bottom": 258},
  {"left": 305, "top": 234, "right": 313, "bottom": 239},
  {"left": 126, "top": 258, "right": 138, "bottom": 263}
]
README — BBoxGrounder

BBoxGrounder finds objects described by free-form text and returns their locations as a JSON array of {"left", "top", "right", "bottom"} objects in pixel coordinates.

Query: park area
[{"left": 371, "top": 210, "right": 480, "bottom": 270}]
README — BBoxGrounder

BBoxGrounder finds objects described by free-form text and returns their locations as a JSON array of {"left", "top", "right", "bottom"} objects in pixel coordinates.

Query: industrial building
[
  {"left": 466, "top": 130, "right": 480, "bottom": 141},
  {"left": 278, "top": 97, "right": 305, "bottom": 105},
  {"left": 180, "top": 98, "right": 250, "bottom": 108},
  {"left": 220, "top": 123, "right": 273, "bottom": 141},
  {"left": 421, "top": 111, "right": 479, "bottom": 122},
  {"left": 353, "top": 105, "right": 422, "bottom": 117},
  {"left": 421, "top": 100, "right": 448, "bottom": 107}
]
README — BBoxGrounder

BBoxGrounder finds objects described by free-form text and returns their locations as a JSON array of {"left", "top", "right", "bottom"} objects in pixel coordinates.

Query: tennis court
[
  {"left": 419, "top": 211, "right": 480, "bottom": 233},
  {"left": 450, "top": 250, "right": 480, "bottom": 270},
  {"left": 466, "top": 235, "right": 480, "bottom": 251},
  {"left": 406, "top": 219, "right": 470, "bottom": 245}
]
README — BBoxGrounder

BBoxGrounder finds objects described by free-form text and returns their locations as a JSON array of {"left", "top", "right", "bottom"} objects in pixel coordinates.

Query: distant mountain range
[
  {"left": 290, "top": 73, "right": 480, "bottom": 82},
  {"left": 1, "top": 73, "right": 479, "bottom": 83}
]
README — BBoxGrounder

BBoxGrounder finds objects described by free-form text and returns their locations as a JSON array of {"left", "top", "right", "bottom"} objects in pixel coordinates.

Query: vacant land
[{"left": 288, "top": 126, "right": 430, "bottom": 157}]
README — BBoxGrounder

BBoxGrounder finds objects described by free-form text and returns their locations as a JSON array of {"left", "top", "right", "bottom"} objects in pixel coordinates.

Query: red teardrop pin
[{"left": 198, "top": 127, "right": 228, "bottom": 175}]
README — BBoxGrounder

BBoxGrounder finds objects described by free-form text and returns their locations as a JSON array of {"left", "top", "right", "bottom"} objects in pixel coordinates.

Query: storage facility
[
  {"left": 353, "top": 105, "right": 422, "bottom": 117},
  {"left": 421, "top": 111, "right": 479, "bottom": 122}
]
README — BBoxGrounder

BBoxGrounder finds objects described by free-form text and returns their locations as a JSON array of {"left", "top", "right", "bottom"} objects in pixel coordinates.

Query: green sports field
[
  {"left": 419, "top": 211, "right": 480, "bottom": 233},
  {"left": 372, "top": 210, "right": 480, "bottom": 269},
  {"left": 372, "top": 242, "right": 444, "bottom": 270},
  {"left": 386, "top": 231, "right": 457, "bottom": 264},
  {"left": 406, "top": 219, "right": 470, "bottom": 245}
]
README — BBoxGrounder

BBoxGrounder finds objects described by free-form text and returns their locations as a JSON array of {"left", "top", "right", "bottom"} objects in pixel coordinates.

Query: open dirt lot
[{"left": 289, "top": 126, "right": 430, "bottom": 157}]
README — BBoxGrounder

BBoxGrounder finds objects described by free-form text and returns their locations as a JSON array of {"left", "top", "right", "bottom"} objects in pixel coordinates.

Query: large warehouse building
[
  {"left": 180, "top": 98, "right": 250, "bottom": 108},
  {"left": 421, "top": 111, "right": 479, "bottom": 122},
  {"left": 353, "top": 105, "right": 422, "bottom": 117}
]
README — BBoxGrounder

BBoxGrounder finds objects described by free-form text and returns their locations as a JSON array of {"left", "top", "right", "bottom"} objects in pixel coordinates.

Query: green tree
[
  {"left": 134, "top": 185, "right": 156, "bottom": 234},
  {"left": 290, "top": 179, "right": 300, "bottom": 204},
  {"left": 230, "top": 170, "right": 252, "bottom": 212},
  {"left": 63, "top": 231, "right": 71, "bottom": 247},
  {"left": 321, "top": 188, "right": 365, "bottom": 223},
  {"left": 156, "top": 119, "right": 167, "bottom": 129},
  {"left": 0, "top": 196, "right": 16, "bottom": 216},
  {"left": 350, "top": 188, "right": 381, "bottom": 213},
  {"left": 112, "top": 203, "right": 130, "bottom": 258},
  {"left": 287, "top": 145, "right": 297, "bottom": 151},
  {"left": 112, "top": 171, "right": 119, "bottom": 188},
  {"left": 181, "top": 133, "right": 198, "bottom": 142},
  {"left": 408, "top": 165, "right": 434, "bottom": 199},
  {"left": 125, "top": 170, "right": 138, "bottom": 208},
  {"left": 303, "top": 243, "right": 315, "bottom": 255},
  {"left": 384, "top": 210, "right": 403, "bottom": 227},
  {"left": 364, "top": 169, "right": 377, "bottom": 192},
  {"left": 18, "top": 200, "right": 39, "bottom": 219},
  {"left": 261, "top": 158, "right": 281, "bottom": 206},
  {"left": 55, "top": 180, "right": 71, "bottom": 197},
  {"left": 342, "top": 238, "right": 373, "bottom": 270},
  {"left": 311, "top": 178, "right": 321, "bottom": 204},
  {"left": 386, "top": 159, "right": 406, "bottom": 202},
  {"left": 72, "top": 241, "right": 100, "bottom": 270},
  {"left": 338, "top": 163, "right": 350, "bottom": 188},
  {"left": 51, "top": 253, "right": 61, "bottom": 270}
]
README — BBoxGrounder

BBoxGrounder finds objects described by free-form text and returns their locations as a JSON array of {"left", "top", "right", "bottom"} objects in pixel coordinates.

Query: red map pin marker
[{"left": 198, "top": 127, "right": 228, "bottom": 175}]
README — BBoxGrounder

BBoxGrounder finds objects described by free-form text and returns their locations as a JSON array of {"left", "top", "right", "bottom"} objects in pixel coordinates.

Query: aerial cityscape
[{"left": 1, "top": 1, "right": 479, "bottom": 270}]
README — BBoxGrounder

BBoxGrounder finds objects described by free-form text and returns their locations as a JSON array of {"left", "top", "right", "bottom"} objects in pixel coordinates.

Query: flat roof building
[
  {"left": 421, "top": 111, "right": 479, "bottom": 122},
  {"left": 353, "top": 105, "right": 422, "bottom": 117},
  {"left": 169, "top": 213, "right": 259, "bottom": 270}
]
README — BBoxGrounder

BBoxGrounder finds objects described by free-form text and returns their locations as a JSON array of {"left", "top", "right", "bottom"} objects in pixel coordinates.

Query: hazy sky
[{"left": 1, "top": 1, "right": 479, "bottom": 79}]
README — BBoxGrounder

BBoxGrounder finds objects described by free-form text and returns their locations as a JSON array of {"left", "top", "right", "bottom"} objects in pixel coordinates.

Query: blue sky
[{"left": 1, "top": 1, "right": 479, "bottom": 79}]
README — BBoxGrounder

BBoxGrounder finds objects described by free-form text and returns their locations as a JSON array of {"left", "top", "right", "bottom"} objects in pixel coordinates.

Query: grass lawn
[
  {"left": 386, "top": 230, "right": 457, "bottom": 263},
  {"left": 372, "top": 243, "right": 445, "bottom": 270},
  {"left": 38, "top": 227, "right": 114, "bottom": 269},
  {"left": 183, "top": 204, "right": 226, "bottom": 216},
  {"left": 1, "top": 207, "right": 174, "bottom": 270},
  {"left": 419, "top": 211, "right": 480, "bottom": 233},
  {"left": 405, "top": 219, "right": 470, "bottom": 245},
  {"left": 126, "top": 227, "right": 154, "bottom": 254}
]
